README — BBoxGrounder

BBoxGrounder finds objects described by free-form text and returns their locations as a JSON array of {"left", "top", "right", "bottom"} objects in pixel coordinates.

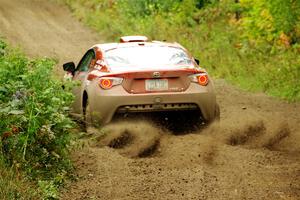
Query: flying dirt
[
  {"left": 62, "top": 94, "right": 300, "bottom": 199},
  {"left": 0, "top": 0, "right": 299, "bottom": 199}
]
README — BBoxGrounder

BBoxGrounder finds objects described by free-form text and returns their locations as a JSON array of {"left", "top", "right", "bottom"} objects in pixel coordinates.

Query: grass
[{"left": 0, "top": 159, "right": 40, "bottom": 200}]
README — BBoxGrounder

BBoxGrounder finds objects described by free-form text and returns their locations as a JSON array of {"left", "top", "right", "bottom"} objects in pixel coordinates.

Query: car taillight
[
  {"left": 100, "top": 79, "right": 112, "bottom": 89},
  {"left": 99, "top": 77, "right": 123, "bottom": 89},
  {"left": 189, "top": 73, "right": 209, "bottom": 86}
]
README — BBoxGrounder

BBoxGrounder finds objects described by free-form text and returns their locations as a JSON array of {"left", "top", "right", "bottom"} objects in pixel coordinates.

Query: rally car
[{"left": 63, "top": 36, "right": 219, "bottom": 129}]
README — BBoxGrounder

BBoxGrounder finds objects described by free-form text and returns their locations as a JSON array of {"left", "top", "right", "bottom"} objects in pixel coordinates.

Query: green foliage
[
  {"left": 117, "top": 0, "right": 181, "bottom": 17},
  {"left": 240, "top": 0, "right": 300, "bottom": 44},
  {"left": 0, "top": 40, "right": 74, "bottom": 199},
  {"left": 195, "top": 0, "right": 219, "bottom": 9},
  {"left": 38, "top": 180, "right": 60, "bottom": 199},
  {"left": 62, "top": 0, "right": 300, "bottom": 101}
]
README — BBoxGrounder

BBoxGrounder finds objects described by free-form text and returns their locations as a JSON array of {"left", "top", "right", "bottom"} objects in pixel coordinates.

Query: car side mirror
[
  {"left": 195, "top": 58, "right": 200, "bottom": 65},
  {"left": 63, "top": 62, "right": 76, "bottom": 74}
]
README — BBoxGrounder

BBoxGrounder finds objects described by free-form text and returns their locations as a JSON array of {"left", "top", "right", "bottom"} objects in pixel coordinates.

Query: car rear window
[{"left": 104, "top": 46, "right": 193, "bottom": 69}]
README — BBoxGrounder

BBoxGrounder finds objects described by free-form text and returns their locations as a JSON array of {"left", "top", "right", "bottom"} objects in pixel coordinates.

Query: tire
[{"left": 83, "top": 99, "right": 93, "bottom": 131}]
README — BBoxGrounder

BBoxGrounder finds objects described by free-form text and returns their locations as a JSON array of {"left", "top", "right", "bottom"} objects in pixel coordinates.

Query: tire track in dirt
[{"left": 1, "top": 0, "right": 300, "bottom": 199}]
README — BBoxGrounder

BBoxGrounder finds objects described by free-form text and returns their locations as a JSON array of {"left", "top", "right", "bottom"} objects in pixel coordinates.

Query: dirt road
[
  {"left": 0, "top": 0, "right": 98, "bottom": 68},
  {"left": 0, "top": 0, "right": 299, "bottom": 199}
]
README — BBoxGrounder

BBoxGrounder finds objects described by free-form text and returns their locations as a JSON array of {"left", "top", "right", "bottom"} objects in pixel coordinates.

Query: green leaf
[{"left": 9, "top": 110, "right": 25, "bottom": 115}]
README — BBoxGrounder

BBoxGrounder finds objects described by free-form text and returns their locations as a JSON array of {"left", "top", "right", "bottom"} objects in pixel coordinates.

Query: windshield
[{"left": 104, "top": 46, "right": 193, "bottom": 69}]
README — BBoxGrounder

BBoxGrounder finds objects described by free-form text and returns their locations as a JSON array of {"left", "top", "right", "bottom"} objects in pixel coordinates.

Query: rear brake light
[
  {"left": 198, "top": 75, "right": 208, "bottom": 86},
  {"left": 189, "top": 73, "right": 209, "bottom": 86},
  {"left": 100, "top": 79, "right": 112, "bottom": 89},
  {"left": 99, "top": 77, "right": 123, "bottom": 89}
]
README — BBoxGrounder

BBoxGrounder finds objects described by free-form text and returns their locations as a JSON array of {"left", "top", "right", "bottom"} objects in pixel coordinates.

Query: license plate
[{"left": 145, "top": 79, "right": 168, "bottom": 91}]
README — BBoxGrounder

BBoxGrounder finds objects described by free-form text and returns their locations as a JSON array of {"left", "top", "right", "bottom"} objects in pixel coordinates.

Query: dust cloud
[{"left": 94, "top": 120, "right": 162, "bottom": 158}]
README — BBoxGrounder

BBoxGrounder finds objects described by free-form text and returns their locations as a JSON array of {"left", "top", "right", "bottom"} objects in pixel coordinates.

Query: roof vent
[{"left": 120, "top": 36, "right": 148, "bottom": 43}]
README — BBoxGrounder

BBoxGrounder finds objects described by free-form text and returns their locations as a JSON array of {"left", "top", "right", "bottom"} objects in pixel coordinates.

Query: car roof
[{"left": 92, "top": 41, "right": 187, "bottom": 52}]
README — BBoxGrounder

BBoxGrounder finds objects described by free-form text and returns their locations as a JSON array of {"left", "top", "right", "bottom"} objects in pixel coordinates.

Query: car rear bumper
[{"left": 87, "top": 82, "right": 217, "bottom": 124}]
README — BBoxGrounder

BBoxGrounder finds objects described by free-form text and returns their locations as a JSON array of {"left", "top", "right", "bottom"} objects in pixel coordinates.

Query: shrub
[
  {"left": 240, "top": 0, "right": 300, "bottom": 45},
  {"left": 62, "top": 0, "right": 300, "bottom": 101},
  {"left": 0, "top": 40, "right": 74, "bottom": 199}
]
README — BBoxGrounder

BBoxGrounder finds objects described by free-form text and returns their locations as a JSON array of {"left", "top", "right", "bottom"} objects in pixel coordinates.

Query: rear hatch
[
  {"left": 108, "top": 69, "right": 200, "bottom": 94},
  {"left": 124, "top": 70, "right": 189, "bottom": 94}
]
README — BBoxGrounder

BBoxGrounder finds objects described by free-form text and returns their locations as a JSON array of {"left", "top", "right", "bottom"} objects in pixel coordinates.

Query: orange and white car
[{"left": 63, "top": 36, "right": 219, "bottom": 128}]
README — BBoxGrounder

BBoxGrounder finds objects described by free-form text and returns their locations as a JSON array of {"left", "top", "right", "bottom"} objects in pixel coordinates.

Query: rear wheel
[
  {"left": 205, "top": 103, "right": 220, "bottom": 125},
  {"left": 215, "top": 103, "right": 220, "bottom": 121},
  {"left": 83, "top": 99, "right": 93, "bottom": 131}
]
